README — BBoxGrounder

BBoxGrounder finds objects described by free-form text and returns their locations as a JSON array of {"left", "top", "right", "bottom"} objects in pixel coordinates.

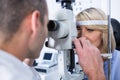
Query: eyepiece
[{"left": 47, "top": 20, "right": 59, "bottom": 31}]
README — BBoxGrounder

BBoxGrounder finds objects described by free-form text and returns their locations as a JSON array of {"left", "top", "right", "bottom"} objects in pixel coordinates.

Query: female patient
[{"left": 76, "top": 7, "right": 120, "bottom": 80}]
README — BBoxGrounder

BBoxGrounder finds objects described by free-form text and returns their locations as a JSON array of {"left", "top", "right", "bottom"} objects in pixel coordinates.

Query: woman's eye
[
  {"left": 77, "top": 28, "right": 81, "bottom": 31},
  {"left": 78, "top": 29, "right": 81, "bottom": 31},
  {"left": 87, "top": 29, "right": 94, "bottom": 32}
]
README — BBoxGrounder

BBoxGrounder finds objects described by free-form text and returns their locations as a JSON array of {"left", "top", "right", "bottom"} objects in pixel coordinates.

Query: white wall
[
  {"left": 111, "top": 0, "right": 120, "bottom": 21},
  {"left": 101, "top": 0, "right": 120, "bottom": 21},
  {"left": 46, "top": 0, "right": 120, "bottom": 21}
]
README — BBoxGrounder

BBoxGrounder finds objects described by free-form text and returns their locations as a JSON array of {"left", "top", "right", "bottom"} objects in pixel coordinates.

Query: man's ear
[{"left": 31, "top": 10, "right": 41, "bottom": 34}]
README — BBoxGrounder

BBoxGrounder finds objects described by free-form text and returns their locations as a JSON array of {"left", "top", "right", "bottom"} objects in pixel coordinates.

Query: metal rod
[
  {"left": 107, "top": 0, "right": 111, "bottom": 80},
  {"left": 68, "top": 49, "right": 75, "bottom": 73}
]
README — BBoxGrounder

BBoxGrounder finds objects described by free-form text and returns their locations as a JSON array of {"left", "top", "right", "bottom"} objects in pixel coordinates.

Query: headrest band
[{"left": 76, "top": 20, "right": 108, "bottom": 26}]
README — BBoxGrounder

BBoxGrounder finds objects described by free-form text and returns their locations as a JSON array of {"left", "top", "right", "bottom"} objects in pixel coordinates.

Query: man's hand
[{"left": 73, "top": 37, "right": 105, "bottom": 80}]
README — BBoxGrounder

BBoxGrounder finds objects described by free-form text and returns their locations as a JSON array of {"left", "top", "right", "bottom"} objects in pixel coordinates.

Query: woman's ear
[{"left": 31, "top": 10, "right": 40, "bottom": 34}]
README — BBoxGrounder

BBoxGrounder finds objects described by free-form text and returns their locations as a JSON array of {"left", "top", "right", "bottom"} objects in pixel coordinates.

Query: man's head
[
  {"left": 0, "top": 0, "right": 47, "bottom": 40},
  {"left": 0, "top": 0, "right": 48, "bottom": 60}
]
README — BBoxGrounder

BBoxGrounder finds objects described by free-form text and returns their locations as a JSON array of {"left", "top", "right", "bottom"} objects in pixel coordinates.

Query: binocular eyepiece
[{"left": 47, "top": 20, "right": 60, "bottom": 31}]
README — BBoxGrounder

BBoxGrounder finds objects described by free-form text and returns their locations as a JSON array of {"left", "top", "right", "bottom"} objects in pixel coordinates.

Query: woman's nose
[
  {"left": 81, "top": 30, "right": 85, "bottom": 37},
  {"left": 81, "top": 30, "right": 88, "bottom": 38}
]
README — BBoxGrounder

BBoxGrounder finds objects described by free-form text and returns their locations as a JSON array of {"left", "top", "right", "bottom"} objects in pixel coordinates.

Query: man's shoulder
[{"left": 0, "top": 50, "right": 35, "bottom": 80}]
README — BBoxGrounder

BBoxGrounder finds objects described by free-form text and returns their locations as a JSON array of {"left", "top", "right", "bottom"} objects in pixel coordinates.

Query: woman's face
[{"left": 77, "top": 26, "right": 102, "bottom": 48}]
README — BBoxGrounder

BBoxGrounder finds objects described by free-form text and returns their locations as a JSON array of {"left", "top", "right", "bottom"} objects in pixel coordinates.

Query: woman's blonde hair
[{"left": 76, "top": 7, "right": 116, "bottom": 53}]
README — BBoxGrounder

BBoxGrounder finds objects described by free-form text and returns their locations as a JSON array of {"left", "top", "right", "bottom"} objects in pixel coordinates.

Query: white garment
[
  {"left": 30, "top": 67, "right": 41, "bottom": 80},
  {"left": 0, "top": 50, "right": 39, "bottom": 80},
  {"left": 23, "top": 63, "right": 41, "bottom": 80}
]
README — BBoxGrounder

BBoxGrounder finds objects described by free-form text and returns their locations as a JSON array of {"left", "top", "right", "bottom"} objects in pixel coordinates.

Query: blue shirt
[
  {"left": 104, "top": 50, "right": 120, "bottom": 80},
  {"left": 84, "top": 50, "right": 120, "bottom": 80},
  {"left": 111, "top": 50, "right": 120, "bottom": 80}
]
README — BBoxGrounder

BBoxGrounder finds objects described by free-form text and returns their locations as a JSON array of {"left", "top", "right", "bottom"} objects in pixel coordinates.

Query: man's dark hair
[{"left": 0, "top": 0, "right": 47, "bottom": 40}]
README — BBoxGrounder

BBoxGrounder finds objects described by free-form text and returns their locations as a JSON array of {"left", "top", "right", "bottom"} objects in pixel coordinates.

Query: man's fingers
[
  {"left": 79, "top": 37, "right": 92, "bottom": 48},
  {"left": 79, "top": 37, "right": 87, "bottom": 48},
  {"left": 73, "top": 38, "right": 82, "bottom": 53},
  {"left": 86, "top": 39, "right": 91, "bottom": 47},
  {"left": 73, "top": 38, "right": 82, "bottom": 49}
]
